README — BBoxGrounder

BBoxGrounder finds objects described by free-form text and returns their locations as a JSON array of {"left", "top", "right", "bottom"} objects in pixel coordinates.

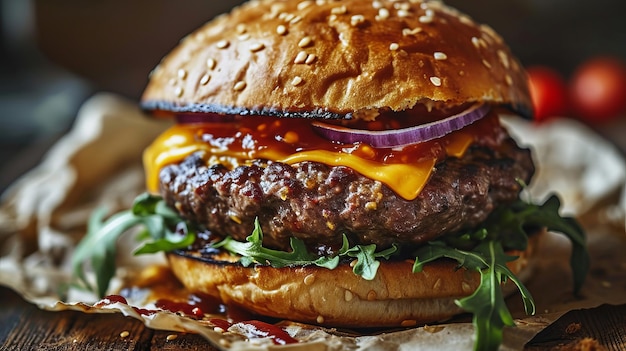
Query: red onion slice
[
  {"left": 175, "top": 113, "right": 236, "bottom": 124},
  {"left": 311, "top": 104, "right": 491, "bottom": 148}
]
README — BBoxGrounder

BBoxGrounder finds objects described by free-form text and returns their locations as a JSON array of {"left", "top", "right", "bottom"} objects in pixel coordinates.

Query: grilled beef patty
[{"left": 158, "top": 135, "right": 534, "bottom": 253}]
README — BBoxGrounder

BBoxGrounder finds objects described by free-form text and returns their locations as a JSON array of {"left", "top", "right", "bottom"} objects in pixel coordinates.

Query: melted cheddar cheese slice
[{"left": 143, "top": 116, "right": 483, "bottom": 200}]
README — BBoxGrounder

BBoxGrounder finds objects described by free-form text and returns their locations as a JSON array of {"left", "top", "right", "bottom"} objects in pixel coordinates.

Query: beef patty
[{"left": 158, "top": 137, "right": 534, "bottom": 253}]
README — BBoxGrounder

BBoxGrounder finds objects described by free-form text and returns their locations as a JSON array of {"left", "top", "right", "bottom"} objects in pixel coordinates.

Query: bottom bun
[{"left": 167, "top": 232, "right": 541, "bottom": 328}]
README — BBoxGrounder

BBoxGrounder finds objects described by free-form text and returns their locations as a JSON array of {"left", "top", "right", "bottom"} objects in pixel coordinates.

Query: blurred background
[{"left": 1, "top": 0, "right": 626, "bottom": 192}]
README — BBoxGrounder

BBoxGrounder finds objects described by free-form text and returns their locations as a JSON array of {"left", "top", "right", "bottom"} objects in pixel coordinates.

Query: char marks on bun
[{"left": 141, "top": 0, "right": 532, "bottom": 119}]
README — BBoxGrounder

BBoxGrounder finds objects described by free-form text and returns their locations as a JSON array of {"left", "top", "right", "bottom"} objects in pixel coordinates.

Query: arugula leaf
[
  {"left": 485, "top": 195, "right": 589, "bottom": 293},
  {"left": 414, "top": 240, "right": 535, "bottom": 351},
  {"left": 213, "top": 218, "right": 322, "bottom": 267},
  {"left": 413, "top": 194, "right": 587, "bottom": 351},
  {"left": 456, "top": 242, "right": 515, "bottom": 351},
  {"left": 343, "top": 243, "right": 398, "bottom": 280},
  {"left": 213, "top": 218, "right": 396, "bottom": 279},
  {"left": 72, "top": 193, "right": 196, "bottom": 297}
]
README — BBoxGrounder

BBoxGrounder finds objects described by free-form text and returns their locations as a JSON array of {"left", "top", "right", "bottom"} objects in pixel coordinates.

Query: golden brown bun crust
[
  {"left": 141, "top": 0, "right": 531, "bottom": 119},
  {"left": 167, "top": 231, "right": 542, "bottom": 328}
]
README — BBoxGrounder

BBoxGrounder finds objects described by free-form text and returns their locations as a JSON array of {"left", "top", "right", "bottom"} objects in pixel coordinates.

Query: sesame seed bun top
[{"left": 140, "top": 0, "right": 532, "bottom": 120}]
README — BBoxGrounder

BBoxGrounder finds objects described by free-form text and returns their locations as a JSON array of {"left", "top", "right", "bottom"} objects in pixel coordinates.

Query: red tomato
[
  {"left": 570, "top": 57, "right": 626, "bottom": 123},
  {"left": 526, "top": 66, "right": 569, "bottom": 122}
]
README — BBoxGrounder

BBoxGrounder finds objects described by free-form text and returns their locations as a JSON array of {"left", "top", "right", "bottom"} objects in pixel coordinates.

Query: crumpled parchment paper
[{"left": 1, "top": 93, "right": 625, "bottom": 350}]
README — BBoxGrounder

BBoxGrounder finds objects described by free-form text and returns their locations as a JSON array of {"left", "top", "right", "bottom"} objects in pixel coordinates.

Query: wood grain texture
[
  {"left": 0, "top": 287, "right": 219, "bottom": 351},
  {"left": 525, "top": 304, "right": 626, "bottom": 351}
]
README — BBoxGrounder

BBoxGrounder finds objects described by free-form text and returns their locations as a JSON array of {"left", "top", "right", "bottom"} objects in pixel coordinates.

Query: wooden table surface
[{"left": 0, "top": 286, "right": 219, "bottom": 351}]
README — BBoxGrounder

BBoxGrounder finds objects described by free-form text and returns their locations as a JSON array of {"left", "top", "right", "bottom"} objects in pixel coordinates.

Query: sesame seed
[
  {"left": 292, "top": 76, "right": 304, "bottom": 86},
  {"left": 206, "top": 58, "right": 217, "bottom": 70},
  {"left": 418, "top": 15, "right": 433, "bottom": 23},
  {"left": 236, "top": 23, "right": 246, "bottom": 34},
  {"left": 471, "top": 37, "right": 481, "bottom": 49},
  {"left": 389, "top": 42, "right": 399, "bottom": 51},
  {"left": 249, "top": 42, "right": 265, "bottom": 52},
  {"left": 402, "top": 27, "right": 422, "bottom": 36},
  {"left": 316, "top": 0, "right": 326, "bottom": 5},
  {"left": 304, "top": 273, "right": 315, "bottom": 285},
  {"left": 305, "top": 53, "right": 317, "bottom": 64},
  {"left": 216, "top": 40, "right": 230, "bottom": 49},
  {"left": 462, "top": 282, "right": 472, "bottom": 293},
  {"left": 316, "top": 315, "right": 325, "bottom": 324},
  {"left": 344, "top": 290, "right": 354, "bottom": 302},
  {"left": 331, "top": 5, "right": 347, "bottom": 15},
  {"left": 397, "top": 9, "right": 410, "bottom": 17},
  {"left": 372, "top": 1, "right": 383, "bottom": 9},
  {"left": 290, "top": 15, "right": 302, "bottom": 24},
  {"left": 433, "top": 278, "right": 442, "bottom": 290},
  {"left": 120, "top": 331, "right": 130, "bottom": 338},
  {"left": 276, "top": 25, "right": 287, "bottom": 35},
  {"left": 234, "top": 81, "right": 247, "bottom": 91},
  {"left": 505, "top": 75, "right": 513, "bottom": 86},
  {"left": 297, "top": 1, "right": 313, "bottom": 10},
  {"left": 350, "top": 259, "right": 358, "bottom": 267},
  {"left": 177, "top": 68, "right": 187, "bottom": 80},
  {"left": 429, "top": 76, "right": 442, "bottom": 86},
  {"left": 168, "top": 78, "right": 176, "bottom": 86},
  {"left": 376, "top": 8, "right": 390, "bottom": 20},
  {"left": 394, "top": 2, "right": 410, "bottom": 10},
  {"left": 497, "top": 49, "right": 510, "bottom": 68},
  {"left": 214, "top": 327, "right": 225, "bottom": 333},
  {"left": 433, "top": 52, "right": 447, "bottom": 60},
  {"left": 459, "top": 15, "right": 473, "bottom": 26},
  {"left": 481, "top": 24, "right": 500, "bottom": 42},
  {"left": 420, "top": 2, "right": 429, "bottom": 10},
  {"left": 425, "top": 9, "right": 434, "bottom": 17},
  {"left": 298, "top": 36, "right": 312, "bottom": 48},
  {"left": 283, "top": 13, "right": 295, "bottom": 22},
  {"left": 294, "top": 51, "right": 308, "bottom": 64},
  {"left": 328, "top": 14, "right": 338, "bottom": 22},
  {"left": 174, "top": 86, "right": 184, "bottom": 97},
  {"left": 350, "top": 14, "right": 365, "bottom": 26},
  {"left": 238, "top": 33, "right": 251, "bottom": 41},
  {"left": 482, "top": 59, "right": 492, "bottom": 69},
  {"left": 200, "top": 74, "right": 211, "bottom": 85},
  {"left": 166, "top": 334, "right": 178, "bottom": 341}
]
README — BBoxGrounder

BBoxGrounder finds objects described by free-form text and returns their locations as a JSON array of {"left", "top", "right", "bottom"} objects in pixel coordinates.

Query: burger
[{"left": 73, "top": 0, "right": 588, "bottom": 349}]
